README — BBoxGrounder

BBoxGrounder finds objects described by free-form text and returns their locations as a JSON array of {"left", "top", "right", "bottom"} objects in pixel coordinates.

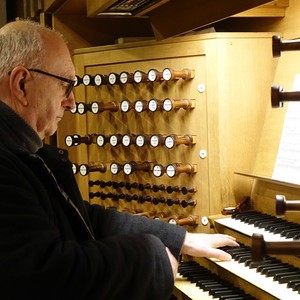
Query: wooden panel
[
  {"left": 234, "top": 0, "right": 289, "bottom": 17},
  {"left": 63, "top": 32, "right": 277, "bottom": 233},
  {"left": 148, "top": 0, "right": 273, "bottom": 40}
]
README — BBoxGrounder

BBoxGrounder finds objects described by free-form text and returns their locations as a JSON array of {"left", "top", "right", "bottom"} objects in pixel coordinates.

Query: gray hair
[{"left": 0, "top": 20, "right": 59, "bottom": 80}]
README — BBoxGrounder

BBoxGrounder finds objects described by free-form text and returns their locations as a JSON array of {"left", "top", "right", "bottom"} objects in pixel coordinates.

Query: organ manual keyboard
[
  {"left": 173, "top": 208, "right": 300, "bottom": 299},
  {"left": 174, "top": 209, "right": 300, "bottom": 300}
]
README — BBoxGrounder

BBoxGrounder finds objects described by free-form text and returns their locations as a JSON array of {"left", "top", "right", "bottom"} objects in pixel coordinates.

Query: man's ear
[{"left": 9, "top": 67, "right": 30, "bottom": 106}]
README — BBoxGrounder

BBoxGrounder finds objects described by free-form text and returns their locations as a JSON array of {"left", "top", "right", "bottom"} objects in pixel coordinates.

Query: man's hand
[{"left": 181, "top": 232, "right": 239, "bottom": 261}]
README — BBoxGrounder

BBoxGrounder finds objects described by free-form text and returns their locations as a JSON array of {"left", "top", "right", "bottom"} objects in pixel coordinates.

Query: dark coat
[{"left": 0, "top": 110, "right": 186, "bottom": 299}]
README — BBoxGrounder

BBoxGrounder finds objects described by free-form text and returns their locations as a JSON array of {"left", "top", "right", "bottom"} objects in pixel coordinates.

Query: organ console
[{"left": 67, "top": 32, "right": 293, "bottom": 299}]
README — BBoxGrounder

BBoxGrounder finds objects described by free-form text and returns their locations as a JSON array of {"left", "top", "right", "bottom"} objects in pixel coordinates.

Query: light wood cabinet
[{"left": 58, "top": 32, "right": 277, "bottom": 233}]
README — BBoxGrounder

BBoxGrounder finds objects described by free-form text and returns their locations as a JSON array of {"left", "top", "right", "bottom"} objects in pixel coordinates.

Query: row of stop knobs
[
  {"left": 75, "top": 68, "right": 195, "bottom": 86},
  {"left": 146, "top": 213, "right": 199, "bottom": 227},
  {"left": 123, "top": 210, "right": 199, "bottom": 227},
  {"left": 89, "top": 180, "right": 196, "bottom": 194},
  {"left": 66, "top": 133, "right": 196, "bottom": 148},
  {"left": 89, "top": 191, "right": 196, "bottom": 208},
  {"left": 70, "top": 98, "right": 195, "bottom": 114},
  {"left": 74, "top": 161, "right": 197, "bottom": 177}
]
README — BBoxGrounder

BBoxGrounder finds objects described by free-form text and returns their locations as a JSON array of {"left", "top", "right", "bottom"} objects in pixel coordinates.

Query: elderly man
[{"left": 0, "top": 19, "right": 238, "bottom": 299}]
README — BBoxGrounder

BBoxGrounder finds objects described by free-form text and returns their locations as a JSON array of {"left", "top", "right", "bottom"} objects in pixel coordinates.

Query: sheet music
[{"left": 272, "top": 74, "right": 300, "bottom": 184}]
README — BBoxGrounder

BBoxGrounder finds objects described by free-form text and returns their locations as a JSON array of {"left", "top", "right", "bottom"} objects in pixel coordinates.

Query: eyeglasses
[
  {"left": 8, "top": 68, "right": 76, "bottom": 97},
  {"left": 28, "top": 68, "right": 76, "bottom": 97}
]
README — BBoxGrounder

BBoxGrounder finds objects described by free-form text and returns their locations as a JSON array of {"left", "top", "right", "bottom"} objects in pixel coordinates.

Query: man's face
[{"left": 27, "top": 36, "right": 76, "bottom": 139}]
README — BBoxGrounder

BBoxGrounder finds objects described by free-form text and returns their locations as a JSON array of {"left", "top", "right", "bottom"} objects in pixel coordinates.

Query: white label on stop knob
[
  {"left": 120, "top": 72, "right": 128, "bottom": 84},
  {"left": 122, "top": 135, "right": 130, "bottom": 146},
  {"left": 91, "top": 102, "right": 99, "bottom": 114},
  {"left": 163, "top": 99, "right": 172, "bottom": 112},
  {"left": 148, "top": 70, "right": 157, "bottom": 82},
  {"left": 79, "top": 165, "right": 87, "bottom": 176},
  {"left": 121, "top": 101, "right": 130, "bottom": 112},
  {"left": 162, "top": 68, "right": 172, "bottom": 81},
  {"left": 135, "top": 101, "right": 143, "bottom": 112},
  {"left": 134, "top": 71, "right": 142, "bottom": 83},
  {"left": 150, "top": 136, "right": 159, "bottom": 147},
  {"left": 110, "top": 163, "right": 119, "bottom": 174},
  {"left": 165, "top": 136, "right": 174, "bottom": 149},
  {"left": 148, "top": 99, "right": 157, "bottom": 112},
  {"left": 83, "top": 75, "right": 90, "bottom": 86},
  {"left": 110, "top": 136, "right": 118, "bottom": 146},
  {"left": 123, "top": 163, "right": 132, "bottom": 175},
  {"left": 65, "top": 136, "right": 73, "bottom": 147},
  {"left": 136, "top": 136, "right": 145, "bottom": 147},
  {"left": 96, "top": 136, "right": 104, "bottom": 146},
  {"left": 77, "top": 103, "right": 85, "bottom": 114},
  {"left": 153, "top": 165, "right": 163, "bottom": 177},
  {"left": 166, "top": 165, "right": 176, "bottom": 177},
  {"left": 94, "top": 74, "right": 102, "bottom": 86},
  {"left": 109, "top": 73, "right": 117, "bottom": 84}
]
